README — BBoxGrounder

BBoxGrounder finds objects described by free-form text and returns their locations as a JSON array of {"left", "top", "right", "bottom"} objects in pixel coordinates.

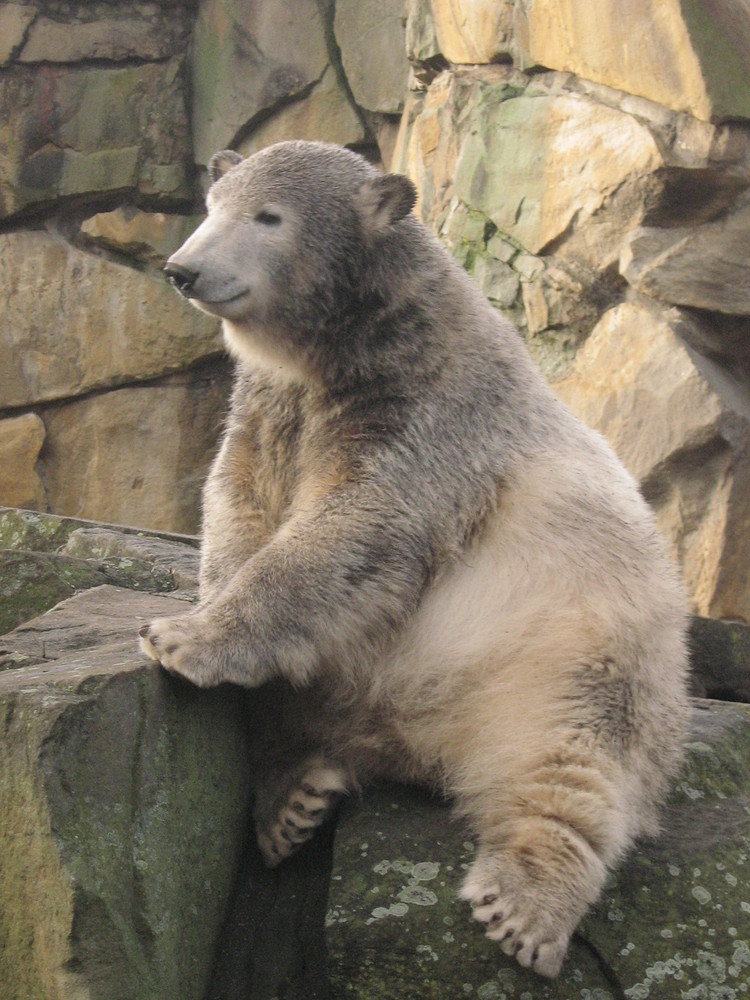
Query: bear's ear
[
  {"left": 208, "top": 149, "right": 243, "bottom": 183},
  {"left": 357, "top": 173, "right": 417, "bottom": 233}
]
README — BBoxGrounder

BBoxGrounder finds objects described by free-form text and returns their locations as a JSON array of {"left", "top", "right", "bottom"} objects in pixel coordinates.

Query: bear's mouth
[
  {"left": 189, "top": 288, "right": 251, "bottom": 318},
  {"left": 193, "top": 289, "right": 248, "bottom": 306}
]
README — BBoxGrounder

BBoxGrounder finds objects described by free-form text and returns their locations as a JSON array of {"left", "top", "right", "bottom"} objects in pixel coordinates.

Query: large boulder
[
  {"left": 0, "top": 231, "right": 221, "bottom": 408},
  {"left": 15, "top": 3, "right": 190, "bottom": 64},
  {"left": 40, "top": 363, "right": 231, "bottom": 535},
  {"left": 451, "top": 81, "right": 663, "bottom": 260},
  {"left": 79, "top": 208, "right": 205, "bottom": 266},
  {"left": 554, "top": 301, "right": 750, "bottom": 621},
  {"left": 238, "top": 65, "right": 365, "bottom": 158},
  {"left": 0, "top": 507, "right": 197, "bottom": 636},
  {"left": 621, "top": 190, "right": 750, "bottom": 314},
  {"left": 0, "top": 514, "right": 252, "bottom": 1000},
  {"left": 333, "top": 0, "right": 409, "bottom": 114},
  {"left": 0, "top": 414, "right": 46, "bottom": 511},
  {"left": 422, "top": 0, "right": 513, "bottom": 64},
  {"left": 397, "top": 68, "right": 666, "bottom": 263},
  {"left": 0, "top": 58, "right": 191, "bottom": 218},
  {"left": 327, "top": 701, "right": 750, "bottom": 997},
  {"left": 190, "top": 0, "right": 330, "bottom": 166},
  {"left": 0, "top": 607, "right": 252, "bottom": 1000},
  {"left": 513, "top": 0, "right": 750, "bottom": 123}
]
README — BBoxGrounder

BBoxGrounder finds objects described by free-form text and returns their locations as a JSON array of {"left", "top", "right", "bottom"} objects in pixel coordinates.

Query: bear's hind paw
[
  {"left": 461, "top": 873, "right": 570, "bottom": 978},
  {"left": 256, "top": 759, "right": 349, "bottom": 867}
]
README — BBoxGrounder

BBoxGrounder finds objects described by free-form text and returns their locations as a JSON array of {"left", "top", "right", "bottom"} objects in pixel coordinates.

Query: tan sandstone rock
[
  {"left": 0, "top": 231, "right": 221, "bottom": 408},
  {"left": 0, "top": 4, "right": 36, "bottom": 64},
  {"left": 514, "top": 0, "right": 750, "bottom": 122},
  {"left": 452, "top": 84, "right": 663, "bottom": 258},
  {"left": 80, "top": 208, "right": 204, "bottom": 265},
  {"left": 191, "top": 0, "right": 330, "bottom": 166},
  {"left": 429, "top": 0, "right": 514, "bottom": 63},
  {"left": 621, "top": 190, "right": 750, "bottom": 315},
  {"left": 41, "top": 366, "right": 231, "bottom": 535},
  {"left": 0, "top": 58, "right": 191, "bottom": 217},
  {"left": 398, "top": 69, "right": 664, "bottom": 266},
  {"left": 238, "top": 65, "right": 365, "bottom": 158},
  {"left": 334, "top": 0, "right": 410, "bottom": 114},
  {"left": 555, "top": 301, "right": 750, "bottom": 621},
  {"left": 0, "top": 414, "right": 46, "bottom": 511}
]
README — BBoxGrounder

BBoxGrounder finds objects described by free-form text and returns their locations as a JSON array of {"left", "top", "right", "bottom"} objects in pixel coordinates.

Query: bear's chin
[{"left": 222, "top": 319, "right": 315, "bottom": 384}]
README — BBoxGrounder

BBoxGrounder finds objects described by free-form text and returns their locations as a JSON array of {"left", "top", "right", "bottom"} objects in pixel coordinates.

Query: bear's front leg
[{"left": 139, "top": 611, "right": 269, "bottom": 688}]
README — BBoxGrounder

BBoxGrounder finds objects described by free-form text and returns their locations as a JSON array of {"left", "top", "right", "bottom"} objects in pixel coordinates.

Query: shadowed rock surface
[
  {"left": 327, "top": 702, "right": 750, "bottom": 998},
  {"left": 1, "top": 510, "right": 749, "bottom": 998}
]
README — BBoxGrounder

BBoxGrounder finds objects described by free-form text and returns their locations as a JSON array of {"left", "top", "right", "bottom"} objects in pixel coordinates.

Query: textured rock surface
[
  {"left": 451, "top": 81, "right": 663, "bottom": 258},
  {"left": 621, "top": 191, "right": 750, "bottom": 314},
  {"left": 333, "top": 0, "right": 409, "bottom": 114},
  {"left": 80, "top": 208, "right": 204, "bottom": 265},
  {"left": 0, "top": 512, "right": 251, "bottom": 1000},
  {"left": 0, "top": 58, "right": 191, "bottom": 218},
  {"left": 690, "top": 616, "right": 750, "bottom": 703},
  {"left": 514, "top": 0, "right": 750, "bottom": 122},
  {"left": 0, "top": 507, "right": 198, "bottom": 636},
  {"left": 41, "top": 363, "right": 231, "bottom": 535},
  {"left": 191, "top": 0, "right": 330, "bottom": 166},
  {"left": 0, "top": 231, "right": 221, "bottom": 408},
  {"left": 238, "top": 64, "right": 365, "bottom": 158},
  {"left": 17, "top": 4, "right": 191, "bottom": 64},
  {"left": 429, "top": 0, "right": 513, "bottom": 63},
  {"left": 0, "top": 413, "right": 46, "bottom": 510},
  {"left": 0, "top": 629, "right": 252, "bottom": 1000},
  {"left": 327, "top": 701, "right": 750, "bottom": 998},
  {"left": 555, "top": 302, "right": 750, "bottom": 621}
]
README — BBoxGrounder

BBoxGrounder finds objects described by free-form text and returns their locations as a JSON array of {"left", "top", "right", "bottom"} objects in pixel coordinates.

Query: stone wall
[{"left": 2, "top": 0, "right": 750, "bottom": 619}]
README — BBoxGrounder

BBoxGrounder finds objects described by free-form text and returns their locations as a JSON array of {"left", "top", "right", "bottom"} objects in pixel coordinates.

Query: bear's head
[{"left": 164, "top": 141, "right": 417, "bottom": 377}]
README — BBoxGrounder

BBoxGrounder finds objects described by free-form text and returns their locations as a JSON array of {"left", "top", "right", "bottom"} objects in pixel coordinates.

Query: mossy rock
[
  {"left": 0, "top": 550, "right": 177, "bottom": 637},
  {"left": 0, "top": 508, "right": 198, "bottom": 637},
  {"left": 0, "top": 508, "right": 81, "bottom": 554},
  {"left": 327, "top": 701, "right": 750, "bottom": 998}
]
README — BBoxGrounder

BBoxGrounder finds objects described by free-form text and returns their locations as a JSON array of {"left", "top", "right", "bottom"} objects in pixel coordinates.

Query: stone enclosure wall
[{"left": 3, "top": 0, "right": 750, "bottom": 621}]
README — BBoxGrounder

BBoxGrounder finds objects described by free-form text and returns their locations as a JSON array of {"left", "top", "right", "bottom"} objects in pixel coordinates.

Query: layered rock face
[
  {"left": 2, "top": 1, "right": 750, "bottom": 608},
  {"left": 2, "top": 510, "right": 748, "bottom": 999},
  {"left": 398, "top": 0, "right": 750, "bottom": 622}
]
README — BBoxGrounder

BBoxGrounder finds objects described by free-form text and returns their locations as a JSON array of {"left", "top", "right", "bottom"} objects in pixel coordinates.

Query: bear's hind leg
[
  {"left": 459, "top": 750, "right": 627, "bottom": 977},
  {"left": 254, "top": 755, "right": 351, "bottom": 867}
]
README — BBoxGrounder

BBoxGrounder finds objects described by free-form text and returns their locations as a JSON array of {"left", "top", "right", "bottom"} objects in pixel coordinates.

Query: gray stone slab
[{"left": 327, "top": 700, "right": 750, "bottom": 998}]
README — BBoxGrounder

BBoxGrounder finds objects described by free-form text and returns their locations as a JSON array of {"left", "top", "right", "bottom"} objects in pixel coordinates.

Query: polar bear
[{"left": 140, "top": 141, "right": 689, "bottom": 977}]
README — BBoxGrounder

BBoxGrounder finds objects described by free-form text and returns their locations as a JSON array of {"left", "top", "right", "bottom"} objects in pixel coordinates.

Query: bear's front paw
[{"left": 139, "top": 614, "right": 222, "bottom": 688}]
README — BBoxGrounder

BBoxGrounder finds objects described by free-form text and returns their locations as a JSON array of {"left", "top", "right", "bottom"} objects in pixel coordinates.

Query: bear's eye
[{"left": 255, "top": 210, "right": 282, "bottom": 226}]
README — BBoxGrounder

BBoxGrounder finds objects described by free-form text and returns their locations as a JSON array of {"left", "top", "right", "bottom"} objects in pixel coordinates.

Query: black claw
[
  {"left": 502, "top": 928, "right": 515, "bottom": 942},
  {"left": 487, "top": 912, "right": 504, "bottom": 927},
  {"left": 532, "top": 948, "right": 539, "bottom": 963},
  {"left": 139, "top": 624, "right": 150, "bottom": 638},
  {"left": 481, "top": 893, "right": 498, "bottom": 906}
]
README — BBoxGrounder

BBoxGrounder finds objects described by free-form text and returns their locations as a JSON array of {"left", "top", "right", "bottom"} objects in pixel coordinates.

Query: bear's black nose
[{"left": 164, "top": 262, "right": 199, "bottom": 296}]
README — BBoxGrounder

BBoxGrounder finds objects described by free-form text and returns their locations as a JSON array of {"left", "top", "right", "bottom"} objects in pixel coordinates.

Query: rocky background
[
  {"left": 1, "top": 507, "right": 748, "bottom": 1000},
  {"left": 2, "top": 5, "right": 750, "bottom": 997},
  {"left": 3, "top": 0, "right": 750, "bottom": 622}
]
